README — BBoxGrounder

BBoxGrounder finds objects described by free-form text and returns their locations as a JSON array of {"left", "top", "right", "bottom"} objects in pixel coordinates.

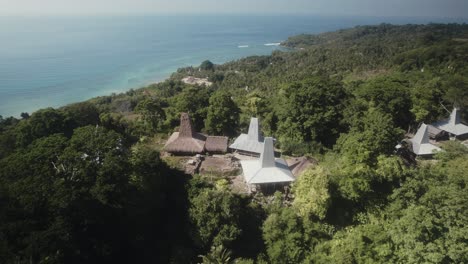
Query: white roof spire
[
  {"left": 450, "top": 107, "right": 461, "bottom": 125},
  {"left": 247, "top": 117, "right": 260, "bottom": 141},
  {"left": 240, "top": 137, "right": 295, "bottom": 185},
  {"left": 260, "top": 137, "right": 275, "bottom": 168},
  {"left": 410, "top": 123, "right": 441, "bottom": 156},
  {"left": 413, "top": 123, "right": 430, "bottom": 146},
  {"left": 432, "top": 108, "right": 468, "bottom": 137},
  {"left": 229, "top": 117, "right": 264, "bottom": 154}
]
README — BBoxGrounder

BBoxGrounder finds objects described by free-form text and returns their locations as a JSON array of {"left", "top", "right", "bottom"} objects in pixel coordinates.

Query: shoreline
[
  {"left": 1, "top": 47, "right": 288, "bottom": 118},
  {"left": 3, "top": 18, "right": 467, "bottom": 118}
]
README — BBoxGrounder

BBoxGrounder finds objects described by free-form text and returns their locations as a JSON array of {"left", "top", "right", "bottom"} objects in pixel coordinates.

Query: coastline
[
  {"left": 2, "top": 15, "right": 468, "bottom": 118},
  {"left": 1, "top": 45, "right": 287, "bottom": 118}
]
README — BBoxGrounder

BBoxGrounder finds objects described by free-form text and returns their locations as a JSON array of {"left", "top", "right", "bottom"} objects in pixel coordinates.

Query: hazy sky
[{"left": 1, "top": 0, "right": 467, "bottom": 18}]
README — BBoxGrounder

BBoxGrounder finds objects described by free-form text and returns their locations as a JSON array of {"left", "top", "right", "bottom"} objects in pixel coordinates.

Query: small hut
[
  {"left": 240, "top": 137, "right": 294, "bottom": 193},
  {"left": 164, "top": 113, "right": 228, "bottom": 155},
  {"left": 229, "top": 117, "right": 264, "bottom": 156},
  {"left": 432, "top": 108, "right": 468, "bottom": 139},
  {"left": 410, "top": 123, "right": 442, "bottom": 157}
]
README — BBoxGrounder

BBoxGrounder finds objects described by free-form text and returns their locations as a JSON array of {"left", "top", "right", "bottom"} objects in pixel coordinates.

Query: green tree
[
  {"left": 388, "top": 167, "right": 468, "bottom": 263},
  {"left": 293, "top": 166, "right": 331, "bottom": 220},
  {"left": 443, "top": 74, "right": 468, "bottom": 108},
  {"left": 336, "top": 107, "right": 403, "bottom": 165},
  {"left": 199, "top": 245, "right": 233, "bottom": 264},
  {"left": 333, "top": 163, "right": 373, "bottom": 202},
  {"left": 0, "top": 134, "right": 70, "bottom": 263},
  {"left": 58, "top": 125, "right": 129, "bottom": 205},
  {"left": 127, "top": 144, "right": 194, "bottom": 263},
  {"left": 200, "top": 60, "right": 215, "bottom": 71},
  {"left": 134, "top": 97, "right": 166, "bottom": 133},
  {"left": 353, "top": 76, "right": 413, "bottom": 128},
  {"left": 262, "top": 208, "right": 308, "bottom": 263},
  {"left": 63, "top": 101, "right": 100, "bottom": 127},
  {"left": 0, "top": 130, "right": 16, "bottom": 159},
  {"left": 409, "top": 74, "right": 445, "bottom": 123},
  {"left": 310, "top": 220, "right": 394, "bottom": 263},
  {"left": 15, "top": 108, "right": 71, "bottom": 147},
  {"left": 189, "top": 187, "right": 242, "bottom": 251},
  {"left": 243, "top": 91, "right": 267, "bottom": 117},
  {"left": 382, "top": 146, "right": 468, "bottom": 264},
  {"left": 172, "top": 86, "right": 212, "bottom": 131},
  {"left": 20, "top": 112, "right": 30, "bottom": 119},
  {"left": 277, "top": 76, "right": 347, "bottom": 148},
  {"left": 205, "top": 91, "right": 240, "bottom": 136}
]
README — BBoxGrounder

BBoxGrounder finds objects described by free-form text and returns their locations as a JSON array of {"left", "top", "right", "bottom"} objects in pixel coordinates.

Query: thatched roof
[
  {"left": 179, "top": 112, "right": 196, "bottom": 138},
  {"left": 164, "top": 113, "right": 228, "bottom": 154},
  {"left": 164, "top": 132, "right": 206, "bottom": 154},
  {"left": 205, "top": 136, "right": 228, "bottom": 153},
  {"left": 240, "top": 137, "right": 294, "bottom": 185},
  {"left": 164, "top": 113, "right": 206, "bottom": 154},
  {"left": 229, "top": 117, "right": 264, "bottom": 154}
]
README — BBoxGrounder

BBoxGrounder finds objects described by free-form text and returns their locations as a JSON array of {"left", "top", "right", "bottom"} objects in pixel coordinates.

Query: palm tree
[{"left": 198, "top": 245, "right": 233, "bottom": 264}]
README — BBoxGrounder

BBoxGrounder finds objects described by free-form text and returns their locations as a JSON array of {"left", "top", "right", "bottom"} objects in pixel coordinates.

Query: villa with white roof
[
  {"left": 432, "top": 108, "right": 468, "bottom": 139},
  {"left": 240, "top": 137, "right": 295, "bottom": 193},
  {"left": 410, "top": 123, "right": 442, "bottom": 157},
  {"left": 229, "top": 117, "right": 264, "bottom": 156}
]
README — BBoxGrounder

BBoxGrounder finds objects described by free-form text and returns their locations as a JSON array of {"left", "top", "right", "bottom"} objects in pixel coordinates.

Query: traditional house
[
  {"left": 164, "top": 113, "right": 228, "bottom": 155},
  {"left": 432, "top": 108, "right": 468, "bottom": 139},
  {"left": 229, "top": 117, "right": 264, "bottom": 156},
  {"left": 240, "top": 137, "right": 294, "bottom": 193},
  {"left": 410, "top": 123, "right": 442, "bottom": 157}
]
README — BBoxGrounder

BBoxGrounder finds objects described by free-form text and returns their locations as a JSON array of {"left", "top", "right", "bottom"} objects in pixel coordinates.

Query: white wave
[
  {"left": 238, "top": 45, "right": 249, "bottom": 48},
  {"left": 264, "top": 43, "right": 281, "bottom": 46}
]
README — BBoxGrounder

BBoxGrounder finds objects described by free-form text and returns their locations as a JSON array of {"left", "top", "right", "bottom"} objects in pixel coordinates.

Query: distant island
[{"left": 1, "top": 23, "right": 467, "bottom": 263}]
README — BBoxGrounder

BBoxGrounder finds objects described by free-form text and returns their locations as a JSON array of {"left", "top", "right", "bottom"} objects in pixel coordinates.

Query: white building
[
  {"left": 432, "top": 108, "right": 468, "bottom": 139},
  {"left": 229, "top": 117, "right": 264, "bottom": 156},
  {"left": 410, "top": 123, "right": 442, "bottom": 157},
  {"left": 240, "top": 137, "right": 295, "bottom": 193}
]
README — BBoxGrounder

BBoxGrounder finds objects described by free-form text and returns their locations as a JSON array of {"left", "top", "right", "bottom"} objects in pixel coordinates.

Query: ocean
[{"left": 0, "top": 14, "right": 466, "bottom": 117}]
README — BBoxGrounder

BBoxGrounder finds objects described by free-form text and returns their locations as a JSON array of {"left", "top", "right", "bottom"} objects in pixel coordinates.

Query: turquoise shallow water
[{"left": 0, "top": 14, "right": 466, "bottom": 117}]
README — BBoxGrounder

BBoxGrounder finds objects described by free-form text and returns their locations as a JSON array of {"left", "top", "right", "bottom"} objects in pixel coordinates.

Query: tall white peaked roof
[
  {"left": 229, "top": 117, "right": 265, "bottom": 154},
  {"left": 410, "top": 123, "right": 442, "bottom": 156},
  {"left": 260, "top": 137, "right": 276, "bottom": 168},
  {"left": 413, "top": 123, "right": 430, "bottom": 145},
  {"left": 433, "top": 108, "right": 468, "bottom": 136},
  {"left": 248, "top": 117, "right": 261, "bottom": 141},
  {"left": 240, "top": 137, "right": 294, "bottom": 185},
  {"left": 450, "top": 107, "right": 461, "bottom": 125}
]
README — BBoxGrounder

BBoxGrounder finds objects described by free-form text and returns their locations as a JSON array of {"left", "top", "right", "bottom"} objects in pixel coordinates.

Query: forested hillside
[{"left": 0, "top": 23, "right": 467, "bottom": 263}]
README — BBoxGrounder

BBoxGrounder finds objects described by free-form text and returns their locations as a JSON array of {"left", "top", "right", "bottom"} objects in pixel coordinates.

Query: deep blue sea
[{"left": 0, "top": 14, "right": 467, "bottom": 117}]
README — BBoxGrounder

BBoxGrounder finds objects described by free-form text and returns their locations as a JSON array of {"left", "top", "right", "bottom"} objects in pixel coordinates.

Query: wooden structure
[{"left": 164, "top": 113, "right": 228, "bottom": 155}]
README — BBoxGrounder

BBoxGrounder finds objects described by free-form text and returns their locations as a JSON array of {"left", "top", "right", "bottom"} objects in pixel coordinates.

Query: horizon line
[{"left": 0, "top": 12, "right": 468, "bottom": 20}]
